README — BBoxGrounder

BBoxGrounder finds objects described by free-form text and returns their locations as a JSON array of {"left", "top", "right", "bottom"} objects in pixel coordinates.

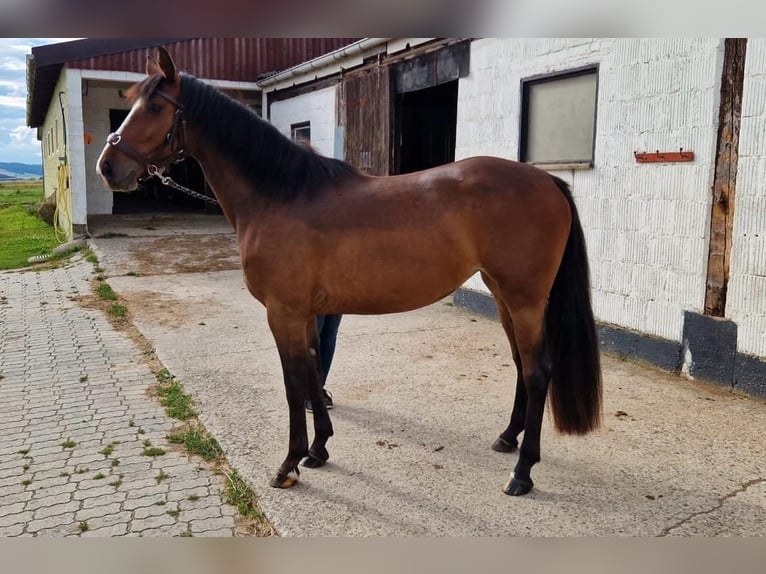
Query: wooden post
[{"left": 704, "top": 38, "right": 747, "bottom": 317}]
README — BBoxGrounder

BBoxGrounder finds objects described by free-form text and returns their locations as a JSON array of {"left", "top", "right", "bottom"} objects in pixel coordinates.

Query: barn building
[{"left": 27, "top": 38, "right": 766, "bottom": 395}]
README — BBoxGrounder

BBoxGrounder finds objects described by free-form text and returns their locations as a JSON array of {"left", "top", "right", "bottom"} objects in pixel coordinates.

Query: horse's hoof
[
  {"left": 491, "top": 436, "right": 518, "bottom": 453},
  {"left": 301, "top": 454, "right": 325, "bottom": 468},
  {"left": 269, "top": 471, "right": 298, "bottom": 489},
  {"left": 503, "top": 476, "right": 533, "bottom": 496}
]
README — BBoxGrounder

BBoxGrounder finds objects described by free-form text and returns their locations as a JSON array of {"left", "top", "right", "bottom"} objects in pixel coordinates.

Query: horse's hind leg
[
  {"left": 502, "top": 304, "right": 551, "bottom": 496},
  {"left": 482, "top": 273, "right": 527, "bottom": 454},
  {"left": 302, "top": 320, "right": 334, "bottom": 468}
]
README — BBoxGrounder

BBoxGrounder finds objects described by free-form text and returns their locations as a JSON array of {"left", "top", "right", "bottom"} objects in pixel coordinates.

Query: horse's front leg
[
  {"left": 302, "top": 316, "right": 333, "bottom": 468},
  {"left": 266, "top": 308, "right": 313, "bottom": 489}
]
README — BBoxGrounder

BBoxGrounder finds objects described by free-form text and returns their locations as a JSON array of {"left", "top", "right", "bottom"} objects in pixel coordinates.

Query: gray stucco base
[{"left": 453, "top": 288, "right": 766, "bottom": 398}]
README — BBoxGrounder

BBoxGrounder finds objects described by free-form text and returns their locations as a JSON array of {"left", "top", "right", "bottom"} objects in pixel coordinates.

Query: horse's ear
[
  {"left": 145, "top": 47, "right": 177, "bottom": 81},
  {"left": 146, "top": 55, "right": 161, "bottom": 77},
  {"left": 156, "top": 47, "right": 177, "bottom": 82}
]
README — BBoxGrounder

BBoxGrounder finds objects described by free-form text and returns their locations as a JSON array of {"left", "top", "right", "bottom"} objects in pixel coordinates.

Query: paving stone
[
  {"left": 178, "top": 505, "right": 222, "bottom": 522},
  {"left": 130, "top": 512, "right": 178, "bottom": 532},
  {"left": 26, "top": 511, "right": 77, "bottom": 533},
  {"left": 75, "top": 502, "right": 124, "bottom": 522},
  {"left": 33, "top": 500, "right": 81, "bottom": 520},
  {"left": 26, "top": 491, "right": 74, "bottom": 510},
  {"left": 80, "top": 522, "right": 130, "bottom": 536},
  {"left": 0, "top": 260, "right": 240, "bottom": 538},
  {"left": 189, "top": 516, "right": 236, "bottom": 534},
  {"left": 80, "top": 491, "right": 126, "bottom": 509}
]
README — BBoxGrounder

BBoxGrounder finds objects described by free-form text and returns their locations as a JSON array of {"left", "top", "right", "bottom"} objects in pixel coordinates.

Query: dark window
[{"left": 291, "top": 121, "right": 311, "bottom": 144}]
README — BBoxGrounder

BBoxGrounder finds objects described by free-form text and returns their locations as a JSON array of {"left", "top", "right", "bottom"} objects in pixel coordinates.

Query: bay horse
[{"left": 97, "top": 47, "right": 602, "bottom": 497}]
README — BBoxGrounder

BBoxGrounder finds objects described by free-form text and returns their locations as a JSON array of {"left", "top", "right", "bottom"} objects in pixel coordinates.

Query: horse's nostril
[{"left": 100, "top": 160, "right": 112, "bottom": 178}]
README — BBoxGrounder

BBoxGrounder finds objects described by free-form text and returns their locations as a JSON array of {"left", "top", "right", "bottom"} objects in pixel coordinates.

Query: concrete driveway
[{"left": 89, "top": 213, "right": 766, "bottom": 536}]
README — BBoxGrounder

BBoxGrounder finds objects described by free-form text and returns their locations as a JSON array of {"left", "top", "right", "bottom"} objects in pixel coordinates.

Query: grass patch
[
  {"left": 187, "top": 494, "right": 199, "bottom": 501},
  {"left": 225, "top": 470, "right": 263, "bottom": 520},
  {"left": 155, "top": 374, "right": 196, "bottom": 420},
  {"left": 79, "top": 375, "right": 88, "bottom": 383},
  {"left": 109, "top": 475, "right": 123, "bottom": 488},
  {"left": 166, "top": 508, "right": 180, "bottom": 518},
  {"left": 17, "top": 448, "right": 30, "bottom": 455},
  {"left": 93, "top": 472, "right": 106, "bottom": 480},
  {"left": 155, "top": 470, "right": 171, "bottom": 484},
  {"left": 179, "top": 531, "right": 193, "bottom": 537},
  {"left": 0, "top": 180, "right": 44, "bottom": 207},
  {"left": 107, "top": 304, "right": 128, "bottom": 318},
  {"left": 99, "top": 444, "right": 115, "bottom": 456},
  {"left": 21, "top": 478, "right": 32, "bottom": 487},
  {"left": 168, "top": 425, "right": 222, "bottom": 461},
  {"left": 61, "top": 438, "right": 77, "bottom": 449},
  {"left": 78, "top": 521, "right": 89, "bottom": 533},
  {"left": 0, "top": 204, "right": 58, "bottom": 270},
  {"left": 96, "top": 283, "right": 118, "bottom": 301},
  {"left": 142, "top": 446, "right": 166, "bottom": 457}
]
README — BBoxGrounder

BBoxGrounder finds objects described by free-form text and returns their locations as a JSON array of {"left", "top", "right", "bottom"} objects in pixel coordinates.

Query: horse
[{"left": 96, "top": 47, "right": 602, "bottom": 497}]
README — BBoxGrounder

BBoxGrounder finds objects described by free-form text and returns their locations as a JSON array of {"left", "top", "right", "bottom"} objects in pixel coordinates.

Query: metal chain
[{"left": 148, "top": 169, "right": 220, "bottom": 206}]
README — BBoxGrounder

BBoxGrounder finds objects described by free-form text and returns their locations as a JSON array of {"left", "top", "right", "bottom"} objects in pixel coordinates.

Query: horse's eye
[{"left": 147, "top": 102, "right": 163, "bottom": 114}]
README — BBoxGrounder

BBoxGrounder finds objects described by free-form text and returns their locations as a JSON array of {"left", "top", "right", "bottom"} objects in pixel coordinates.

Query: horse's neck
[{"left": 188, "top": 137, "right": 263, "bottom": 232}]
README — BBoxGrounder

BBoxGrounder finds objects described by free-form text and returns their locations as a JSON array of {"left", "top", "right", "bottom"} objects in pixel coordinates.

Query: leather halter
[{"left": 105, "top": 90, "right": 186, "bottom": 174}]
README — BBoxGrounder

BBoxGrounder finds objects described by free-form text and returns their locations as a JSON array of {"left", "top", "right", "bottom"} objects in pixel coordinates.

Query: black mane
[{"left": 136, "top": 73, "right": 360, "bottom": 202}]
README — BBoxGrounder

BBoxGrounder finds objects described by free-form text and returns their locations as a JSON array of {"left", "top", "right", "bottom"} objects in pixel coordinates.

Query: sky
[{"left": 0, "top": 38, "right": 79, "bottom": 165}]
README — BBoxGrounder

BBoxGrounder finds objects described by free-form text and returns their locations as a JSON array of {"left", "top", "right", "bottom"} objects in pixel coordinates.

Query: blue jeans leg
[{"left": 316, "top": 314, "right": 342, "bottom": 387}]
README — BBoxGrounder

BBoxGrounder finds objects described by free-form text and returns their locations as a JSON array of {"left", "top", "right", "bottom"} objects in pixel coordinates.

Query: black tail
[{"left": 546, "top": 176, "right": 602, "bottom": 434}]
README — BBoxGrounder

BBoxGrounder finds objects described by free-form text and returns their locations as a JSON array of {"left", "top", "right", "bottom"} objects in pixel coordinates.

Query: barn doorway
[
  {"left": 108, "top": 109, "right": 216, "bottom": 214},
  {"left": 393, "top": 80, "right": 458, "bottom": 174}
]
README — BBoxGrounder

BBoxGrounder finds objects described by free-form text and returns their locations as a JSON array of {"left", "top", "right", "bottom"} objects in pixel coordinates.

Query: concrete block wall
[
  {"left": 456, "top": 38, "right": 724, "bottom": 344},
  {"left": 728, "top": 38, "right": 766, "bottom": 358},
  {"left": 269, "top": 86, "right": 337, "bottom": 159}
]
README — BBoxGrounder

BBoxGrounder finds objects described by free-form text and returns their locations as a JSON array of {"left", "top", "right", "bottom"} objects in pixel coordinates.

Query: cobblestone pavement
[{"left": 0, "top": 256, "right": 238, "bottom": 537}]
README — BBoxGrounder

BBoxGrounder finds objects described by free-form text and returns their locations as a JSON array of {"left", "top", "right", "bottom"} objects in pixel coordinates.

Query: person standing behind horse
[{"left": 306, "top": 314, "right": 342, "bottom": 411}]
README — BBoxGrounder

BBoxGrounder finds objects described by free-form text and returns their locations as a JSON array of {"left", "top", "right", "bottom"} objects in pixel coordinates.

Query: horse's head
[{"left": 97, "top": 47, "right": 184, "bottom": 191}]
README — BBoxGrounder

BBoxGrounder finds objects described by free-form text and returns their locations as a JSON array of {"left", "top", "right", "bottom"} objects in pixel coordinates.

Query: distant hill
[{"left": 0, "top": 162, "right": 43, "bottom": 181}]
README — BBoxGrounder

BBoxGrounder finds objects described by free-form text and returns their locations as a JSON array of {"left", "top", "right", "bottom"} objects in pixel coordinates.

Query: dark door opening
[
  {"left": 108, "top": 109, "right": 217, "bottom": 214},
  {"left": 393, "top": 80, "right": 458, "bottom": 174}
]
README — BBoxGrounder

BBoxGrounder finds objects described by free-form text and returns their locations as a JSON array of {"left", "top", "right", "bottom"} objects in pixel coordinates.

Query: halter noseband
[{"left": 106, "top": 90, "right": 186, "bottom": 173}]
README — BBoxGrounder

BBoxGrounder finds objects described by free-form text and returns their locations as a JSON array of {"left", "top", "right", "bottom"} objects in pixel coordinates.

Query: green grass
[
  {"left": 107, "top": 304, "right": 128, "bottom": 318},
  {"left": 0, "top": 204, "right": 58, "bottom": 270},
  {"left": 0, "top": 181, "right": 58, "bottom": 270},
  {"left": 155, "top": 375, "right": 196, "bottom": 420},
  {"left": 0, "top": 181, "right": 44, "bottom": 207},
  {"left": 225, "top": 469, "right": 263, "bottom": 520},
  {"left": 61, "top": 438, "right": 77, "bottom": 449},
  {"left": 168, "top": 426, "right": 223, "bottom": 461},
  {"left": 142, "top": 446, "right": 166, "bottom": 457},
  {"left": 96, "top": 283, "right": 118, "bottom": 301}
]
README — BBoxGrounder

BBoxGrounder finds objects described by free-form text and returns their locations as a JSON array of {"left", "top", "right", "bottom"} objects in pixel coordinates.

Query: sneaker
[{"left": 305, "top": 389, "right": 333, "bottom": 412}]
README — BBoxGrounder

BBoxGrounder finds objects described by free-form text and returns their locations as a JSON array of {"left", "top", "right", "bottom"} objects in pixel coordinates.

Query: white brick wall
[
  {"left": 456, "top": 38, "right": 724, "bottom": 343},
  {"left": 269, "top": 86, "right": 337, "bottom": 159},
  {"left": 81, "top": 78, "right": 135, "bottom": 216},
  {"left": 727, "top": 38, "right": 766, "bottom": 357}
]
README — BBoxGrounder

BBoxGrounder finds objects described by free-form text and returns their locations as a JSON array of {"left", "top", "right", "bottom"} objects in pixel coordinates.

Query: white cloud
[
  {"left": 0, "top": 94, "right": 26, "bottom": 109},
  {"left": 0, "top": 38, "right": 77, "bottom": 164},
  {"left": 9, "top": 124, "right": 36, "bottom": 145}
]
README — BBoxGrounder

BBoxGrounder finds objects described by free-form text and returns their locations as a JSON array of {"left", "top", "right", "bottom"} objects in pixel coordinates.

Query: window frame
[
  {"left": 519, "top": 64, "right": 599, "bottom": 169},
  {"left": 290, "top": 121, "right": 311, "bottom": 144}
]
